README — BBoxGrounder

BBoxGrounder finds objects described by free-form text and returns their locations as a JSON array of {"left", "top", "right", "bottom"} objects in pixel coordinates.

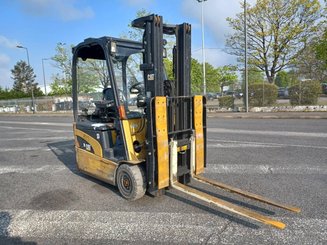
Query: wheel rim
[{"left": 119, "top": 171, "right": 133, "bottom": 196}]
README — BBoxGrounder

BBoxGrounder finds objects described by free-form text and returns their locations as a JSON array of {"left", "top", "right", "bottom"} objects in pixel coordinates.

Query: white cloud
[
  {"left": 17, "top": 0, "right": 94, "bottom": 21},
  {"left": 193, "top": 48, "right": 236, "bottom": 67},
  {"left": 182, "top": 0, "right": 256, "bottom": 65},
  {"left": 0, "top": 54, "right": 12, "bottom": 87},
  {"left": 0, "top": 35, "right": 19, "bottom": 49},
  {"left": 124, "top": 0, "right": 154, "bottom": 6}
]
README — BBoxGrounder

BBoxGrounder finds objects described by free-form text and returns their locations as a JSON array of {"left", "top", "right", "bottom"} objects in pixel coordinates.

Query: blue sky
[{"left": 0, "top": 0, "right": 253, "bottom": 91}]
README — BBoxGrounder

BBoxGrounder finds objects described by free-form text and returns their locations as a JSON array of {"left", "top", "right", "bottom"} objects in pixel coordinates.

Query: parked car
[
  {"left": 322, "top": 83, "right": 327, "bottom": 94},
  {"left": 278, "top": 87, "right": 289, "bottom": 98},
  {"left": 205, "top": 92, "right": 216, "bottom": 100},
  {"left": 223, "top": 91, "right": 242, "bottom": 99}
]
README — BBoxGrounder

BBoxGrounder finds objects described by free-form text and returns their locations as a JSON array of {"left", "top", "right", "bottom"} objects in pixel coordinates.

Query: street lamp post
[
  {"left": 17, "top": 45, "right": 35, "bottom": 113},
  {"left": 42, "top": 58, "right": 50, "bottom": 95},
  {"left": 196, "top": 0, "right": 207, "bottom": 95},
  {"left": 244, "top": 0, "right": 249, "bottom": 112}
]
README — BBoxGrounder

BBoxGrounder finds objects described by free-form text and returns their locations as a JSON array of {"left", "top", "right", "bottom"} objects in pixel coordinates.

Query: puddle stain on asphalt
[{"left": 29, "top": 189, "right": 79, "bottom": 210}]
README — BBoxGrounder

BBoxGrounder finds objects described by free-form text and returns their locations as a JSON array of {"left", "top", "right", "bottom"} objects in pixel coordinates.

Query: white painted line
[
  {"left": 1, "top": 209, "right": 227, "bottom": 243},
  {"left": 0, "top": 165, "right": 69, "bottom": 174},
  {"left": 0, "top": 143, "right": 74, "bottom": 153},
  {"left": 0, "top": 136, "right": 73, "bottom": 141},
  {"left": 207, "top": 139, "right": 327, "bottom": 150},
  {"left": 0, "top": 125, "right": 71, "bottom": 133},
  {"left": 0, "top": 147, "right": 52, "bottom": 152},
  {"left": 207, "top": 142, "right": 281, "bottom": 148},
  {"left": 204, "top": 164, "right": 327, "bottom": 175},
  {"left": 0, "top": 209, "right": 325, "bottom": 243},
  {"left": 0, "top": 121, "right": 71, "bottom": 127},
  {"left": 208, "top": 128, "right": 327, "bottom": 138}
]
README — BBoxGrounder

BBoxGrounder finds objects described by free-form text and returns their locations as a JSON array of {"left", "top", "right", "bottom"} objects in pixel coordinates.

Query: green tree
[
  {"left": 191, "top": 58, "right": 203, "bottom": 93},
  {"left": 226, "top": 0, "right": 321, "bottom": 83},
  {"left": 51, "top": 42, "right": 101, "bottom": 95},
  {"left": 49, "top": 77, "right": 72, "bottom": 96},
  {"left": 216, "top": 65, "right": 238, "bottom": 93},
  {"left": 275, "top": 71, "right": 291, "bottom": 87},
  {"left": 248, "top": 68, "right": 265, "bottom": 85},
  {"left": 315, "top": 29, "right": 327, "bottom": 69},
  {"left": 51, "top": 43, "right": 72, "bottom": 95},
  {"left": 11, "top": 60, "right": 40, "bottom": 95}
]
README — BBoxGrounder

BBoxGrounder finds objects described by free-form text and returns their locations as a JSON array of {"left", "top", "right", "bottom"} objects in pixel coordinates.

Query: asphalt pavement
[{"left": 0, "top": 114, "right": 326, "bottom": 244}]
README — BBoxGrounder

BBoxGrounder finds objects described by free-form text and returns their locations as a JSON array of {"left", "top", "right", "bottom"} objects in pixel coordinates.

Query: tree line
[{"left": 1, "top": 0, "right": 326, "bottom": 100}]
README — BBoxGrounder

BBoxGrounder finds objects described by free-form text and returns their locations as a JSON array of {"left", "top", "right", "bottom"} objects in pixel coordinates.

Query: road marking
[
  {"left": 208, "top": 142, "right": 281, "bottom": 148},
  {"left": 207, "top": 139, "right": 327, "bottom": 150},
  {"left": 0, "top": 161, "right": 325, "bottom": 175},
  {"left": 208, "top": 128, "right": 327, "bottom": 138},
  {"left": 0, "top": 209, "right": 325, "bottom": 243},
  {"left": 0, "top": 125, "right": 71, "bottom": 133},
  {"left": 1, "top": 209, "right": 227, "bottom": 243},
  {"left": 0, "top": 121, "right": 71, "bottom": 127},
  {"left": 0, "top": 165, "right": 70, "bottom": 174},
  {"left": 204, "top": 163, "right": 327, "bottom": 175},
  {"left": 0, "top": 136, "right": 73, "bottom": 141},
  {"left": 0, "top": 143, "right": 74, "bottom": 153}
]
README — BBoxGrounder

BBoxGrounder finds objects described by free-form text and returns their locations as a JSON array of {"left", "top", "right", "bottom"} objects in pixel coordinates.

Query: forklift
[{"left": 72, "top": 14, "right": 300, "bottom": 229}]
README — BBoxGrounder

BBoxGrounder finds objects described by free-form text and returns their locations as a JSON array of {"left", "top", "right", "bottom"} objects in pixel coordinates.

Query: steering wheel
[
  {"left": 129, "top": 82, "right": 144, "bottom": 94},
  {"left": 94, "top": 100, "right": 115, "bottom": 108}
]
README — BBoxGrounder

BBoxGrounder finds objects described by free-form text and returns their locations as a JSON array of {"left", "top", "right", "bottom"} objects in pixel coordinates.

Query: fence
[{"left": 0, "top": 96, "right": 73, "bottom": 113}]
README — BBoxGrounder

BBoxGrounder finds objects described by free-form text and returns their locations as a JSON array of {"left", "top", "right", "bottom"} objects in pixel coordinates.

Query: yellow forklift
[{"left": 72, "top": 14, "right": 300, "bottom": 229}]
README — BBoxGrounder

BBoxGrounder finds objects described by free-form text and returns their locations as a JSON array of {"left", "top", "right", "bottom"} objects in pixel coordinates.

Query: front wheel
[{"left": 116, "top": 164, "right": 146, "bottom": 201}]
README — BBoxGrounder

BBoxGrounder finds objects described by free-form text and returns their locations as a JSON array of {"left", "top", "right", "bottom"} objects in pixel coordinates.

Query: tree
[
  {"left": 51, "top": 43, "right": 72, "bottom": 95},
  {"left": 226, "top": 0, "right": 321, "bottom": 83},
  {"left": 191, "top": 59, "right": 203, "bottom": 93},
  {"left": 315, "top": 29, "right": 327, "bottom": 70},
  {"left": 51, "top": 42, "right": 101, "bottom": 95},
  {"left": 216, "top": 65, "right": 238, "bottom": 93},
  {"left": 296, "top": 39, "right": 327, "bottom": 82},
  {"left": 246, "top": 67, "right": 265, "bottom": 85},
  {"left": 11, "top": 60, "right": 39, "bottom": 94},
  {"left": 275, "top": 70, "right": 290, "bottom": 87}
]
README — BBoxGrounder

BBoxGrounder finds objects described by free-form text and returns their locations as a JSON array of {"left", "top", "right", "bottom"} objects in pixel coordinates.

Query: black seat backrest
[{"left": 103, "top": 87, "right": 114, "bottom": 101}]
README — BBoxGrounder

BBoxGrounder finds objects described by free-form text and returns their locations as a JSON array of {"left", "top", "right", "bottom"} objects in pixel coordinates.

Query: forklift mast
[{"left": 132, "top": 15, "right": 206, "bottom": 194}]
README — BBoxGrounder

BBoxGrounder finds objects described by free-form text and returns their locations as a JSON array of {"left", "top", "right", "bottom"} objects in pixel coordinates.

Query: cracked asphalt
[{"left": 0, "top": 114, "right": 326, "bottom": 244}]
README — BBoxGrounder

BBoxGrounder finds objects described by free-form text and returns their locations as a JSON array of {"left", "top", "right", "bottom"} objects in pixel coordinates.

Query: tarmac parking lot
[{"left": 0, "top": 114, "right": 326, "bottom": 244}]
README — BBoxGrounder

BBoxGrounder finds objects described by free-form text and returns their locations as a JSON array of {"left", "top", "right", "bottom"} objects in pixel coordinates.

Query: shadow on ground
[
  {"left": 47, "top": 140, "right": 264, "bottom": 229},
  {"left": 47, "top": 140, "right": 120, "bottom": 197},
  {"left": 0, "top": 211, "right": 37, "bottom": 245}
]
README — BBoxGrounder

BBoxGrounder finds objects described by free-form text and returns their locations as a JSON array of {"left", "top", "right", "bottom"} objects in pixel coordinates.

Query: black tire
[{"left": 116, "top": 164, "right": 146, "bottom": 201}]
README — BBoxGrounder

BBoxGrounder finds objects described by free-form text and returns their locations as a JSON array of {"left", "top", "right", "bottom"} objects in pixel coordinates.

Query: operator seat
[
  {"left": 92, "top": 87, "right": 117, "bottom": 122},
  {"left": 103, "top": 87, "right": 114, "bottom": 101}
]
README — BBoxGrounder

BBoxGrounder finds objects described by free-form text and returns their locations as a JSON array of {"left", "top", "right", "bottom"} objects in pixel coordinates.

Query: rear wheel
[{"left": 116, "top": 164, "right": 146, "bottom": 201}]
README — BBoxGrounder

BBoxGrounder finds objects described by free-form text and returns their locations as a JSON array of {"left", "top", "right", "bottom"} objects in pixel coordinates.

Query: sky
[{"left": 0, "top": 0, "right": 256, "bottom": 91}]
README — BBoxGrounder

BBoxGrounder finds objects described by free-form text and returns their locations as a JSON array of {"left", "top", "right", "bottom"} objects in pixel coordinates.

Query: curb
[{"left": 208, "top": 112, "right": 327, "bottom": 119}]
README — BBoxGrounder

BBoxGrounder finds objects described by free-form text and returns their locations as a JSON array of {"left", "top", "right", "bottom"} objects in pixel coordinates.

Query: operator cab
[
  {"left": 72, "top": 37, "right": 146, "bottom": 161},
  {"left": 72, "top": 37, "right": 145, "bottom": 123}
]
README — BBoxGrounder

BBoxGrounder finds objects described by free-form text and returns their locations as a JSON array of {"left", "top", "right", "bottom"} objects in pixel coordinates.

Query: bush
[
  {"left": 218, "top": 96, "right": 234, "bottom": 108},
  {"left": 248, "top": 83, "right": 278, "bottom": 107},
  {"left": 289, "top": 80, "right": 321, "bottom": 105}
]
